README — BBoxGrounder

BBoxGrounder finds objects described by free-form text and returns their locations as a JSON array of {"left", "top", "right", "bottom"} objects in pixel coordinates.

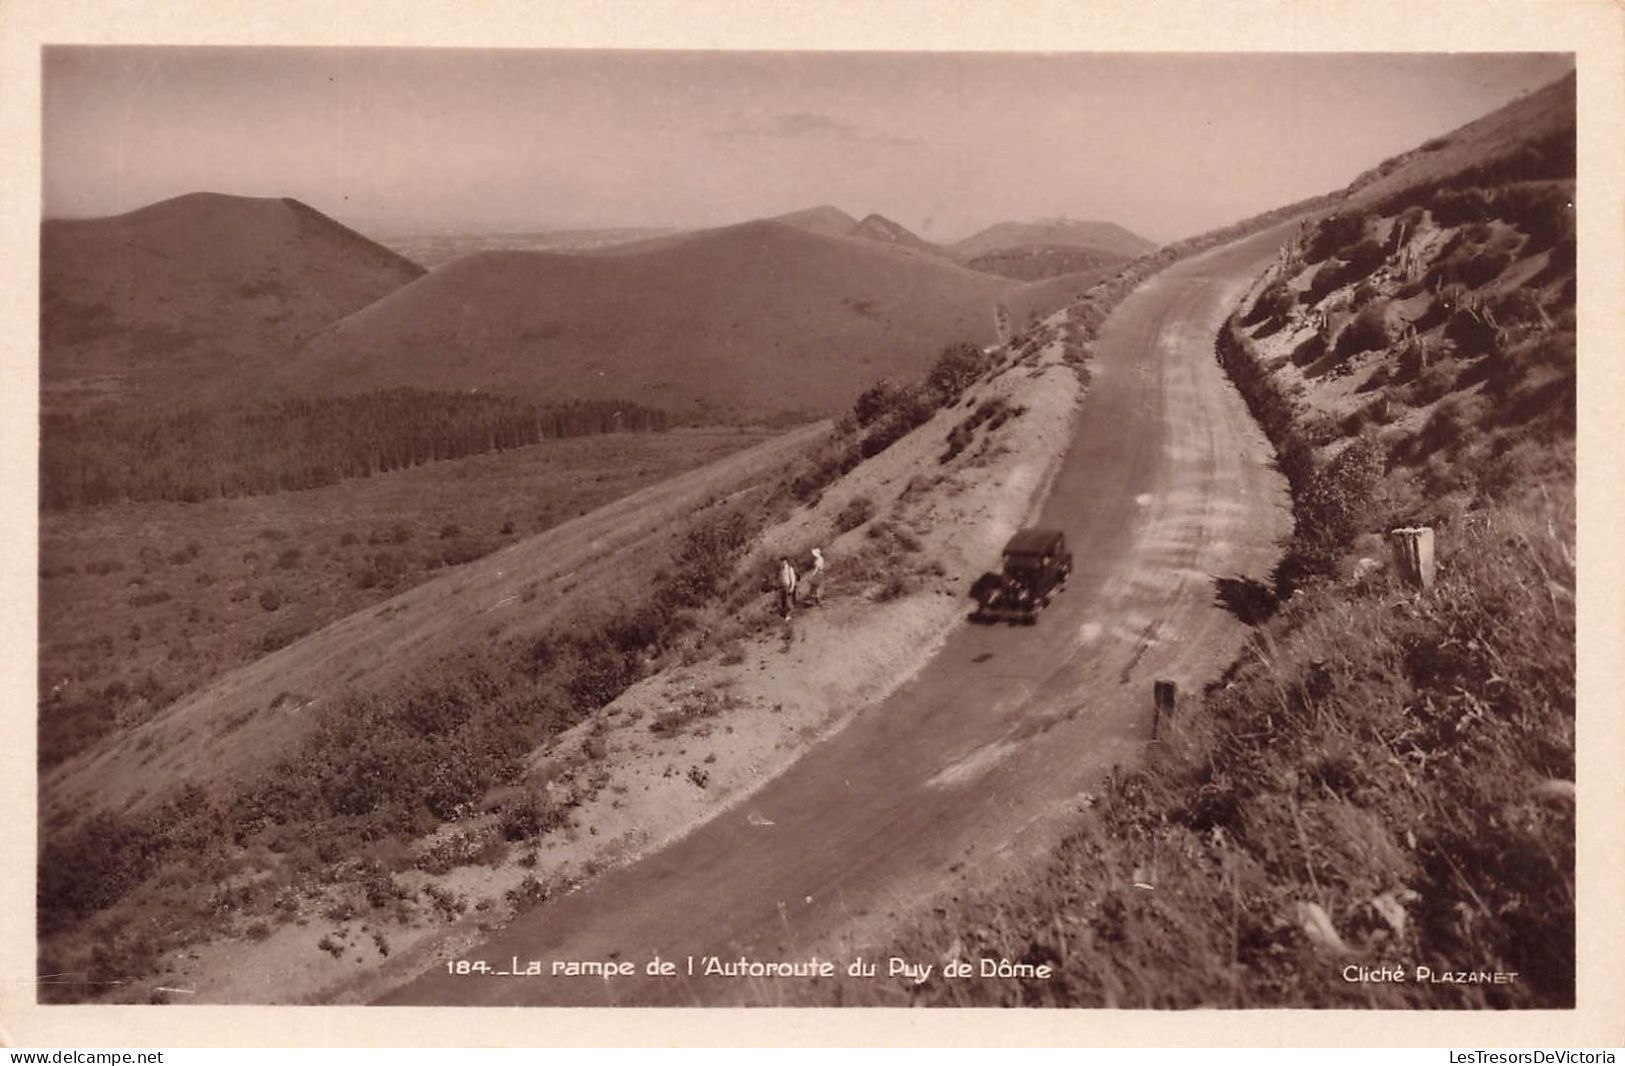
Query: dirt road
[{"left": 380, "top": 223, "right": 1296, "bottom": 1006}]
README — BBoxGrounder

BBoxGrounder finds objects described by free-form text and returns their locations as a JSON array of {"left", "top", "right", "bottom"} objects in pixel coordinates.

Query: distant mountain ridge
[
  {"left": 40, "top": 192, "right": 1111, "bottom": 426},
  {"left": 771, "top": 205, "right": 945, "bottom": 257},
  {"left": 282, "top": 217, "right": 1079, "bottom": 423},
  {"left": 771, "top": 206, "right": 1153, "bottom": 278}
]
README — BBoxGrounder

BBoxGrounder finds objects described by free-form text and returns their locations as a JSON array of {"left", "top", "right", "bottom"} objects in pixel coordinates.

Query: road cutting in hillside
[{"left": 381, "top": 222, "right": 1298, "bottom": 1007}]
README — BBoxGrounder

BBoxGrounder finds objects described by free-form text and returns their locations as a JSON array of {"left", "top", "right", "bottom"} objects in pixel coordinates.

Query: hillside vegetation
[{"left": 852, "top": 72, "right": 1575, "bottom": 1009}]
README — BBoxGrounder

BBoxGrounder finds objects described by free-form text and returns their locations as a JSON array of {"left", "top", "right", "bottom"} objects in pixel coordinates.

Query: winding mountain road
[{"left": 380, "top": 222, "right": 1296, "bottom": 1007}]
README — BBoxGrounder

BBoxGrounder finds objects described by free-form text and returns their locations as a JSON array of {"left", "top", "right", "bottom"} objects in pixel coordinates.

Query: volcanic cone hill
[
  {"left": 285, "top": 218, "right": 1065, "bottom": 423},
  {"left": 771, "top": 204, "right": 864, "bottom": 238},
  {"left": 949, "top": 217, "right": 1157, "bottom": 261},
  {"left": 848, "top": 212, "right": 949, "bottom": 257},
  {"left": 41, "top": 192, "right": 425, "bottom": 413}
]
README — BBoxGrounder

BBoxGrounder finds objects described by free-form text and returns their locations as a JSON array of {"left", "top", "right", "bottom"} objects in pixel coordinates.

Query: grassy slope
[
  {"left": 37, "top": 427, "right": 773, "bottom": 771},
  {"left": 843, "top": 72, "right": 1576, "bottom": 1009},
  {"left": 40, "top": 423, "right": 830, "bottom": 826},
  {"left": 41, "top": 193, "right": 425, "bottom": 414}
]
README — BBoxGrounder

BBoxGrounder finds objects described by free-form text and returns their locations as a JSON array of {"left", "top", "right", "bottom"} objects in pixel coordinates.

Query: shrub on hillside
[
  {"left": 1418, "top": 396, "right": 1471, "bottom": 459},
  {"left": 499, "top": 791, "right": 564, "bottom": 842},
  {"left": 1363, "top": 394, "right": 1398, "bottom": 426},
  {"left": 38, "top": 811, "right": 157, "bottom": 932},
  {"left": 1302, "top": 261, "right": 1346, "bottom": 304},
  {"left": 1444, "top": 307, "right": 1500, "bottom": 357},
  {"left": 1407, "top": 363, "right": 1456, "bottom": 406},
  {"left": 431, "top": 537, "right": 492, "bottom": 569},
  {"left": 926, "top": 343, "right": 989, "bottom": 402},
  {"left": 1332, "top": 305, "right": 1392, "bottom": 360},
  {"left": 852, "top": 380, "right": 908, "bottom": 428},
  {"left": 656, "top": 510, "right": 753, "bottom": 611},
  {"left": 1242, "top": 281, "right": 1294, "bottom": 327},
  {"left": 1491, "top": 288, "right": 1548, "bottom": 331},
  {"left": 1340, "top": 238, "right": 1387, "bottom": 283},
  {"left": 859, "top": 386, "right": 936, "bottom": 459},
  {"left": 1387, "top": 205, "right": 1428, "bottom": 251},
  {"left": 1458, "top": 247, "right": 1513, "bottom": 288},
  {"left": 259, "top": 621, "right": 313, "bottom": 655},
  {"left": 1290, "top": 329, "right": 1327, "bottom": 368},
  {"left": 1278, "top": 437, "right": 1387, "bottom": 590},
  {"left": 1303, "top": 210, "right": 1372, "bottom": 264},
  {"left": 368, "top": 550, "right": 408, "bottom": 589},
  {"left": 1429, "top": 185, "right": 1495, "bottom": 226},
  {"left": 941, "top": 397, "right": 1023, "bottom": 464},
  {"left": 834, "top": 496, "right": 876, "bottom": 533}
]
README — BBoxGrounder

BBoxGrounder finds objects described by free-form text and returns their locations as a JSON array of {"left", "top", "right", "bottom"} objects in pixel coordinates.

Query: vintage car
[{"left": 969, "top": 527, "right": 1073, "bottom": 624}]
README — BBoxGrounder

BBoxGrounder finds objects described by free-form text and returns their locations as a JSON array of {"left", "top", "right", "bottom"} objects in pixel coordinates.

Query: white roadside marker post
[{"left": 1389, "top": 526, "right": 1437, "bottom": 590}]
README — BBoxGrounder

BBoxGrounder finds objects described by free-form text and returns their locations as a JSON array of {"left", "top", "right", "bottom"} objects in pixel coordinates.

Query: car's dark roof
[{"left": 1002, "top": 527, "right": 1066, "bottom": 556}]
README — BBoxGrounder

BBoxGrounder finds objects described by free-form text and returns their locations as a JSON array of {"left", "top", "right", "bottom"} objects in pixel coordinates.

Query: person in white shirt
[{"left": 804, "top": 547, "right": 826, "bottom": 606}]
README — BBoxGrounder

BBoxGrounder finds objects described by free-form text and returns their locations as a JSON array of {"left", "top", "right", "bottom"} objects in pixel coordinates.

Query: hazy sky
[{"left": 43, "top": 48, "right": 1573, "bottom": 242}]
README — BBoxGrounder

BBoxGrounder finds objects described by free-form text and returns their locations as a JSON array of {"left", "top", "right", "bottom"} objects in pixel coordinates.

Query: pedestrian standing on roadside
[
  {"left": 777, "top": 557, "right": 798, "bottom": 621},
  {"left": 804, "top": 546, "right": 827, "bottom": 606}
]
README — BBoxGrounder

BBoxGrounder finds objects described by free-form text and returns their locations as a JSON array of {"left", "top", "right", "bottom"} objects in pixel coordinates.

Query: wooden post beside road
[{"left": 1153, "top": 679, "right": 1178, "bottom": 740}]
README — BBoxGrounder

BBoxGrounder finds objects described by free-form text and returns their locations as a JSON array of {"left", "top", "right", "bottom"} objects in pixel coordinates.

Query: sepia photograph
[{"left": 6, "top": 0, "right": 1623, "bottom": 1045}]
